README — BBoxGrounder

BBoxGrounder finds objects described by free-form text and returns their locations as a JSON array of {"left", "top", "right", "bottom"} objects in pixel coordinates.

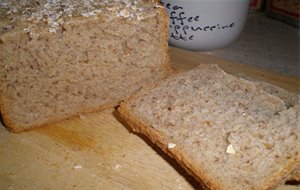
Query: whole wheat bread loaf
[
  {"left": 118, "top": 64, "right": 300, "bottom": 190},
  {"left": 0, "top": 0, "right": 170, "bottom": 132}
]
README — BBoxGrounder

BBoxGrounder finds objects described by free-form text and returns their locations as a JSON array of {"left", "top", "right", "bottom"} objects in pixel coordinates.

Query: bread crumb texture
[
  {"left": 123, "top": 64, "right": 300, "bottom": 190},
  {"left": 0, "top": 0, "right": 169, "bottom": 131}
]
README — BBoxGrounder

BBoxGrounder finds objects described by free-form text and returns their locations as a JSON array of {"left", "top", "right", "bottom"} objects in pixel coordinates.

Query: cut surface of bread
[
  {"left": 0, "top": 0, "right": 170, "bottom": 132},
  {"left": 240, "top": 75, "right": 300, "bottom": 184},
  {"left": 118, "top": 64, "right": 300, "bottom": 190}
]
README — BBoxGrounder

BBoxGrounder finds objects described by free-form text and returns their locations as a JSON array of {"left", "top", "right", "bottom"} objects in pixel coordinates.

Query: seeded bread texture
[
  {"left": 241, "top": 76, "right": 300, "bottom": 183},
  {"left": 247, "top": 80, "right": 300, "bottom": 184},
  {"left": 0, "top": 0, "right": 170, "bottom": 132},
  {"left": 118, "top": 64, "right": 300, "bottom": 190},
  {"left": 254, "top": 82, "right": 300, "bottom": 183}
]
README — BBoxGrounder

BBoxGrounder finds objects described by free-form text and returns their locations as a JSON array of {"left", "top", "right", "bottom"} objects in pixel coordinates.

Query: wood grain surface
[{"left": 0, "top": 47, "right": 299, "bottom": 190}]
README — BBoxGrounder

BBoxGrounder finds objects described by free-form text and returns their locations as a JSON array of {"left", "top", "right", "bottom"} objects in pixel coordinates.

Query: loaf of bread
[
  {"left": 118, "top": 64, "right": 300, "bottom": 190},
  {"left": 0, "top": 0, "right": 170, "bottom": 132}
]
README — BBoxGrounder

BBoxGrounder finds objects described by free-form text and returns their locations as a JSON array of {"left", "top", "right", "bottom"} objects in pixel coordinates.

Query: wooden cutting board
[{"left": 0, "top": 47, "right": 299, "bottom": 190}]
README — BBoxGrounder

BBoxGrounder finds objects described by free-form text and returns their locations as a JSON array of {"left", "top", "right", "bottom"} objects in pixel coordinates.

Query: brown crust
[
  {"left": 286, "top": 165, "right": 300, "bottom": 182},
  {"left": 157, "top": 4, "right": 172, "bottom": 78},
  {"left": 264, "top": 160, "right": 300, "bottom": 189}
]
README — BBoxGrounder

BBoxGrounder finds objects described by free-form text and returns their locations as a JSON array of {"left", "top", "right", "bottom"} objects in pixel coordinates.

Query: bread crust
[{"left": 286, "top": 165, "right": 300, "bottom": 182}]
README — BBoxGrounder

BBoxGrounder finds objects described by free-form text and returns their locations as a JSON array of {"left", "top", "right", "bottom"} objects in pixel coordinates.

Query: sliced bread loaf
[
  {"left": 0, "top": 0, "right": 170, "bottom": 132},
  {"left": 118, "top": 64, "right": 300, "bottom": 190}
]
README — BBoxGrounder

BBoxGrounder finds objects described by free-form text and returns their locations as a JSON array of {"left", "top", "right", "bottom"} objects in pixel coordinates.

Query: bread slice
[
  {"left": 118, "top": 64, "right": 300, "bottom": 190},
  {"left": 0, "top": 0, "right": 170, "bottom": 132}
]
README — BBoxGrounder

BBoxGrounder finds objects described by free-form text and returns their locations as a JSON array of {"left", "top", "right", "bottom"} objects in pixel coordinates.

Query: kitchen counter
[{"left": 206, "top": 13, "right": 299, "bottom": 78}]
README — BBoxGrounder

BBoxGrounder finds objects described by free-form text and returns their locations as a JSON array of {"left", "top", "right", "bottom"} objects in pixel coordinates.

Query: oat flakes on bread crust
[
  {"left": 0, "top": 0, "right": 170, "bottom": 132},
  {"left": 118, "top": 64, "right": 300, "bottom": 190}
]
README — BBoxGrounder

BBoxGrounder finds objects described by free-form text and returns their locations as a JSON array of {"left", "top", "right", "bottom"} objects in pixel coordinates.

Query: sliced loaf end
[{"left": 0, "top": 0, "right": 170, "bottom": 132}]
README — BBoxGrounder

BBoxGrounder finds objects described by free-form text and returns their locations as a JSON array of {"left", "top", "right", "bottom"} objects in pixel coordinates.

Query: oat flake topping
[{"left": 0, "top": 0, "right": 161, "bottom": 33}]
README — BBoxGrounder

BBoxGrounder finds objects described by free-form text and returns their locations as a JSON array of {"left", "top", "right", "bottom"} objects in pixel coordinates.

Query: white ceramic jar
[{"left": 161, "top": 0, "right": 251, "bottom": 51}]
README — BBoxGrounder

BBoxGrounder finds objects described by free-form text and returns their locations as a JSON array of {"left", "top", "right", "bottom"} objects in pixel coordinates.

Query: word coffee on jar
[{"left": 163, "top": 2, "right": 236, "bottom": 41}]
